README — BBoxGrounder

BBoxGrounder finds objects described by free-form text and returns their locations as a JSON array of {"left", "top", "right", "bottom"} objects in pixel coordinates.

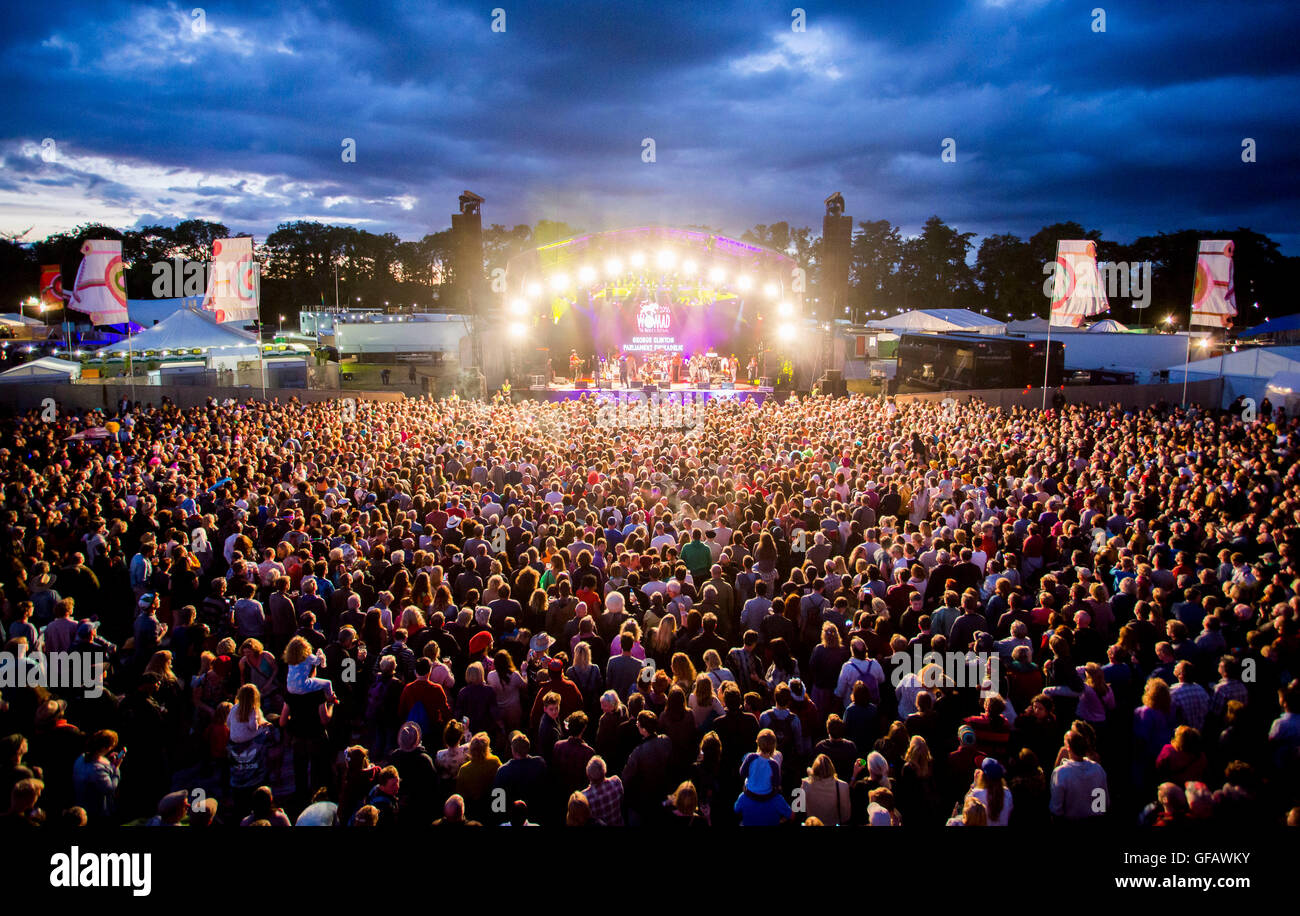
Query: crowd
[{"left": 1, "top": 387, "right": 1298, "bottom": 828}]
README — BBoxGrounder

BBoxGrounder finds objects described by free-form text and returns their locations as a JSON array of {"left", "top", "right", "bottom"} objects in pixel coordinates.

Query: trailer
[{"left": 897, "top": 332, "right": 1064, "bottom": 391}]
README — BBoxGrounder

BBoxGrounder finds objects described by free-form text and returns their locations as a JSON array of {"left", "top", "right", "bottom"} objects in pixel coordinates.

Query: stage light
[
  {"left": 578, "top": 265, "right": 597, "bottom": 285},
  {"left": 682, "top": 258, "right": 698, "bottom": 276},
  {"left": 605, "top": 258, "right": 622, "bottom": 277},
  {"left": 508, "top": 321, "right": 528, "bottom": 338},
  {"left": 736, "top": 274, "right": 753, "bottom": 291},
  {"left": 629, "top": 252, "right": 645, "bottom": 268},
  {"left": 526, "top": 282, "right": 542, "bottom": 298},
  {"left": 509, "top": 298, "right": 529, "bottom": 316},
  {"left": 778, "top": 322, "right": 798, "bottom": 340},
  {"left": 763, "top": 282, "right": 779, "bottom": 298},
  {"left": 709, "top": 266, "right": 726, "bottom": 284},
  {"left": 656, "top": 250, "right": 676, "bottom": 270},
  {"left": 777, "top": 302, "right": 793, "bottom": 318},
  {"left": 549, "top": 273, "right": 570, "bottom": 291}
]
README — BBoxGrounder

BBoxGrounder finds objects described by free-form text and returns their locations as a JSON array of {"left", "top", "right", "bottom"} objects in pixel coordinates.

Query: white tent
[
  {"left": 0, "top": 356, "right": 81, "bottom": 384},
  {"left": 1264, "top": 371, "right": 1300, "bottom": 415},
  {"left": 97, "top": 307, "right": 258, "bottom": 359},
  {"left": 873, "top": 308, "right": 1006, "bottom": 335},
  {"left": 1087, "top": 318, "right": 1130, "bottom": 333},
  {"left": 1167, "top": 346, "right": 1300, "bottom": 408}
]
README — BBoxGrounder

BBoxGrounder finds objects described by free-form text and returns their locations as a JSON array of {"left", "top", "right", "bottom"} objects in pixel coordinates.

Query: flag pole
[
  {"left": 1180, "top": 322, "right": 1192, "bottom": 407},
  {"left": 1042, "top": 317, "right": 1052, "bottom": 410}
]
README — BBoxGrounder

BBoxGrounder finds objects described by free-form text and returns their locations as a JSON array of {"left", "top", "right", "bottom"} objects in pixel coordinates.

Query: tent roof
[
  {"left": 0, "top": 312, "right": 49, "bottom": 326},
  {"left": 0, "top": 356, "right": 81, "bottom": 381},
  {"left": 96, "top": 307, "right": 258, "bottom": 355},
  {"left": 874, "top": 308, "right": 1005, "bottom": 333},
  {"left": 1087, "top": 318, "right": 1130, "bottom": 333},
  {"left": 1239, "top": 313, "right": 1300, "bottom": 338},
  {"left": 124, "top": 297, "right": 206, "bottom": 328},
  {"left": 1169, "top": 346, "right": 1300, "bottom": 378}
]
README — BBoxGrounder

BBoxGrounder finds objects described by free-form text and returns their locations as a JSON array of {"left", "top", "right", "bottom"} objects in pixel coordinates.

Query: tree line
[{"left": 1, "top": 215, "right": 1293, "bottom": 327}]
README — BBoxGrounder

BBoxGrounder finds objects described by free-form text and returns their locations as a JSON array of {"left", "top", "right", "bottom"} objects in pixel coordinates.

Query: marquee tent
[
  {"left": 0, "top": 356, "right": 81, "bottom": 384},
  {"left": 96, "top": 307, "right": 260, "bottom": 369},
  {"left": 1167, "top": 346, "right": 1300, "bottom": 407}
]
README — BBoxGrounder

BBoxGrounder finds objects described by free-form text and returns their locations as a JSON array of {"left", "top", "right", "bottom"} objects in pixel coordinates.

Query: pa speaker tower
[{"left": 820, "top": 192, "right": 852, "bottom": 323}]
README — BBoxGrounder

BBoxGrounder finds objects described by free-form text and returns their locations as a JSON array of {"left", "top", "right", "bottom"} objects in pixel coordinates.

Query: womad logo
[{"left": 49, "top": 846, "right": 152, "bottom": 896}]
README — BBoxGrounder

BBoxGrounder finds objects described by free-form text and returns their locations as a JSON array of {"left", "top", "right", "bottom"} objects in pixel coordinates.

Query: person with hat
[
  {"left": 132, "top": 594, "right": 167, "bottom": 667},
  {"left": 966, "top": 756, "right": 1013, "bottom": 826},
  {"left": 528, "top": 657, "right": 584, "bottom": 731}
]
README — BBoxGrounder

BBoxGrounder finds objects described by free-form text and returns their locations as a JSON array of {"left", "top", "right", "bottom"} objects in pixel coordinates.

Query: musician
[
  {"left": 569, "top": 349, "right": 581, "bottom": 385},
  {"left": 747, "top": 355, "right": 758, "bottom": 382},
  {"left": 619, "top": 352, "right": 629, "bottom": 388}
]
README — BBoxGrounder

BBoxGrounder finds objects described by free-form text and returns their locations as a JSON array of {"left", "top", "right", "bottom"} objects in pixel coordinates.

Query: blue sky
[{"left": 1, "top": 0, "right": 1296, "bottom": 252}]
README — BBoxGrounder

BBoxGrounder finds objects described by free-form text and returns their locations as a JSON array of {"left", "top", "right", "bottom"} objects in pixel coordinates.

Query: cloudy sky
[{"left": 1, "top": 0, "right": 1296, "bottom": 252}]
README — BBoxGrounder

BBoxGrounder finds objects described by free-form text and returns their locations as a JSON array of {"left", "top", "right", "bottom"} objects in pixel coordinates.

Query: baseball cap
[{"left": 980, "top": 757, "right": 1005, "bottom": 780}]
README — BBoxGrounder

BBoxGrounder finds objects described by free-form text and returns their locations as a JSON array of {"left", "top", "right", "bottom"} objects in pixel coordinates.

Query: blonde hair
[
  {"left": 235, "top": 683, "right": 261, "bottom": 724},
  {"left": 283, "top": 635, "right": 313, "bottom": 667}
]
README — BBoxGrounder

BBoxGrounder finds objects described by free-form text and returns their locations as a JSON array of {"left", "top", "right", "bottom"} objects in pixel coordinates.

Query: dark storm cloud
[{"left": 0, "top": 0, "right": 1295, "bottom": 251}]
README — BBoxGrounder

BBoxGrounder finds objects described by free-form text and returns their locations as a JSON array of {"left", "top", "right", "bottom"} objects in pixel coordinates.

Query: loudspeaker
[
  {"left": 760, "top": 377, "right": 773, "bottom": 388},
  {"left": 575, "top": 379, "right": 588, "bottom": 390},
  {"left": 817, "top": 375, "right": 848, "bottom": 397},
  {"left": 823, "top": 368, "right": 842, "bottom": 382},
  {"left": 643, "top": 382, "right": 658, "bottom": 392},
  {"left": 719, "top": 379, "right": 735, "bottom": 389}
]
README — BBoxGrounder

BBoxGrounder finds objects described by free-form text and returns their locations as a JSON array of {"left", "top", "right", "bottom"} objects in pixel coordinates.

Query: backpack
[{"left": 767, "top": 711, "right": 797, "bottom": 756}]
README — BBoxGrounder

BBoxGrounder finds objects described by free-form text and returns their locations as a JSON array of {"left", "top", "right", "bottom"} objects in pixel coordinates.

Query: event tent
[
  {"left": 0, "top": 356, "right": 81, "bottom": 384},
  {"left": 1166, "top": 345, "right": 1300, "bottom": 407},
  {"left": 96, "top": 307, "right": 260, "bottom": 368},
  {"left": 872, "top": 308, "right": 1006, "bottom": 335},
  {"left": 1087, "top": 319, "right": 1130, "bottom": 333}
]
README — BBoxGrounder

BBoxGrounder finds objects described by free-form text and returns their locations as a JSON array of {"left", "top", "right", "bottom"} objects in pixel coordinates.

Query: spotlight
[
  {"left": 777, "top": 302, "right": 793, "bottom": 318},
  {"left": 508, "top": 321, "right": 528, "bottom": 338},
  {"left": 763, "top": 282, "right": 779, "bottom": 298},
  {"left": 605, "top": 258, "right": 623, "bottom": 277},
  {"left": 736, "top": 274, "right": 753, "bottom": 291},
  {"left": 509, "top": 298, "right": 529, "bottom": 316},
  {"left": 709, "top": 266, "right": 726, "bottom": 284},
  {"left": 526, "top": 282, "right": 542, "bottom": 298},
  {"left": 549, "top": 273, "right": 569, "bottom": 291},
  {"left": 656, "top": 250, "right": 676, "bottom": 270},
  {"left": 629, "top": 252, "right": 645, "bottom": 268},
  {"left": 681, "top": 259, "right": 697, "bottom": 276},
  {"left": 578, "top": 265, "right": 597, "bottom": 285},
  {"left": 777, "top": 322, "right": 798, "bottom": 340}
]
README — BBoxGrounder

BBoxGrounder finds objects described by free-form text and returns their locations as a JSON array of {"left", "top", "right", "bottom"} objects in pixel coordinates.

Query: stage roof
[{"left": 504, "top": 226, "right": 803, "bottom": 305}]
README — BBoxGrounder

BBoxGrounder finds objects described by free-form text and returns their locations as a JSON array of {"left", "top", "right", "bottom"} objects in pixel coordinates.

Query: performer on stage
[
  {"left": 747, "top": 355, "right": 759, "bottom": 382},
  {"left": 619, "top": 351, "right": 629, "bottom": 388},
  {"left": 569, "top": 349, "right": 581, "bottom": 385}
]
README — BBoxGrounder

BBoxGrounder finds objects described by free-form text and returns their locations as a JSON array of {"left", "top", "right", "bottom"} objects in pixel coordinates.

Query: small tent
[
  {"left": 1087, "top": 318, "right": 1130, "bottom": 333},
  {"left": 0, "top": 356, "right": 81, "bottom": 384}
]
